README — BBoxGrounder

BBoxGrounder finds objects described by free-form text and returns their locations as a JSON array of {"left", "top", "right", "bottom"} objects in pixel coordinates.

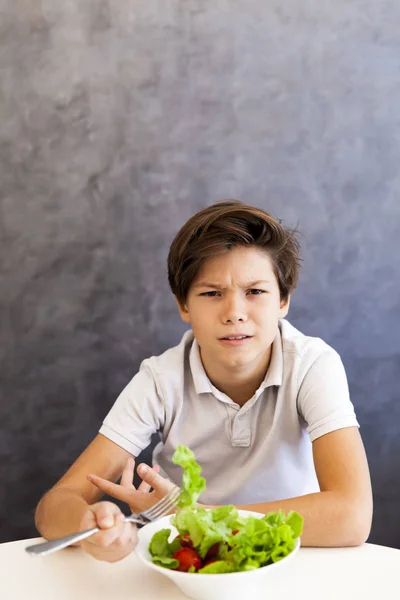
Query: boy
[{"left": 35, "top": 201, "right": 372, "bottom": 562}]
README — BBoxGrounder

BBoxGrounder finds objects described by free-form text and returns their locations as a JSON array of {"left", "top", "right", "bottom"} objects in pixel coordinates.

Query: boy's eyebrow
[{"left": 194, "top": 280, "right": 271, "bottom": 289}]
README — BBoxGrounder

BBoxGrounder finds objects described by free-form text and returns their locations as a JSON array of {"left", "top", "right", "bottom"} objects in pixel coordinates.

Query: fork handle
[{"left": 25, "top": 516, "right": 145, "bottom": 557}]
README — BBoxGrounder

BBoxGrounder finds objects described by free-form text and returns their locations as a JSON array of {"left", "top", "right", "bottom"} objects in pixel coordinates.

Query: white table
[{"left": 1, "top": 537, "right": 399, "bottom": 600}]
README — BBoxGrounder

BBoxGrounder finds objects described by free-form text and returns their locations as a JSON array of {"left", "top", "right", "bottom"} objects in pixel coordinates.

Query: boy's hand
[
  {"left": 87, "top": 458, "right": 176, "bottom": 514},
  {"left": 80, "top": 501, "right": 138, "bottom": 562}
]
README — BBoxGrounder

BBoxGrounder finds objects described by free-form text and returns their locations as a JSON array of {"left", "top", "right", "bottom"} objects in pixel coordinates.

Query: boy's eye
[
  {"left": 200, "top": 291, "right": 221, "bottom": 297},
  {"left": 247, "top": 289, "right": 266, "bottom": 295}
]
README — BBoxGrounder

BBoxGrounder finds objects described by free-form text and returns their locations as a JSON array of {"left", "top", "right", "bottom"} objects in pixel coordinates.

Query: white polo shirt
[{"left": 99, "top": 319, "right": 359, "bottom": 505}]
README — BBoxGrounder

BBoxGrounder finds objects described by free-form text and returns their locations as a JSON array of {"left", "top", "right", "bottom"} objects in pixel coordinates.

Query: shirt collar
[
  {"left": 258, "top": 324, "right": 284, "bottom": 390},
  {"left": 189, "top": 336, "right": 214, "bottom": 395},
  {"left": 188, "top": 323, "right": 284, "bottom": 396}
]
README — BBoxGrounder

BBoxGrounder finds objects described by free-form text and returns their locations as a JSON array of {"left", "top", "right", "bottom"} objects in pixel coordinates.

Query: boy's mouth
[
  {"left": 218, "top": 335, "right": 253, "bottom": 346},
  {"left": 220, "top": 335, "right": 251, "bottom": 340}
]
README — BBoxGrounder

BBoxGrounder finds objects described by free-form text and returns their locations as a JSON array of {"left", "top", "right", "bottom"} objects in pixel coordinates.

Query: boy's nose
[
  {"left": 223, "top": 314, "right": 246, "bottom": 324},
  {"left": 221, "top": 298, "right": 248, "bottom": 324}
]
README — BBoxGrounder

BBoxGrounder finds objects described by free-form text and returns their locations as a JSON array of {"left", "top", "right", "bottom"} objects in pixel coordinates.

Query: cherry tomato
[{"left": 172, "top": 548, "right": 202, "bottom": 572}]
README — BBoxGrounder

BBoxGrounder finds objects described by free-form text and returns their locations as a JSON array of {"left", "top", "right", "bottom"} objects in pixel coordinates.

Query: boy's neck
[{"left": 200, "top": 348, "right": 272, "bottom": 407}]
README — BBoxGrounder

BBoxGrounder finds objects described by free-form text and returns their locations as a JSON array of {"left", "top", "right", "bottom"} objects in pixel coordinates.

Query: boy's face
[{"left": 176, "top": 246, "right": 289, "bottom": 373}]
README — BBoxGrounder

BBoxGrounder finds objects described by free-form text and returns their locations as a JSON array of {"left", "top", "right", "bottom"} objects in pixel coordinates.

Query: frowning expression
[{"left": 177, "top": 246, "right": 289, "bottom": 372}]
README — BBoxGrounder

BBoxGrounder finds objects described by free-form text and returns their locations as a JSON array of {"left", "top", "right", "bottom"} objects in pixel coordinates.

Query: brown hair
[{"left": 168, "top": 200, "right": 301, "bottom": 306}]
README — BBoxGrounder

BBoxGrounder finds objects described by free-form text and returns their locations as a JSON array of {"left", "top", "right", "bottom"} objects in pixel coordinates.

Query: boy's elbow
[
  {"left": 344, "top": 523, "right": 370, "bottom": 547},
  {"left": 34, "top": 495, "right": 47, "bottom": 536},
  {"left": 341, "top": 497, "right": 373, "bottom": 547}
]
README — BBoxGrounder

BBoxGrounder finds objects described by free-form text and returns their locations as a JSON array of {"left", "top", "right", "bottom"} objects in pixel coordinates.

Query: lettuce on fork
[
  {"left": 172, "top": 445, "right": 206, "bottom": 508},
  {"left": 148, "top": 445, "right": 303, "bottom": 574}
]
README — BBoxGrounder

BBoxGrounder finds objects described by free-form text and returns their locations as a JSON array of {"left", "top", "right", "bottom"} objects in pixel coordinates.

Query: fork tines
[{"left": 143, "top": 486, "right": 181, "bottom": 521}]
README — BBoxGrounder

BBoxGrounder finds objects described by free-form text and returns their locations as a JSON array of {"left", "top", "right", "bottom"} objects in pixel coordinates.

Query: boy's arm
[
  {"left": 36, "top": 359, "right": 165, "bottom": 541},
  {"left": 35, "top": 433, "right": 133, "bottom": 539},
  {"left": 236, "top": 427, "right": 373, "bottom": 547}
]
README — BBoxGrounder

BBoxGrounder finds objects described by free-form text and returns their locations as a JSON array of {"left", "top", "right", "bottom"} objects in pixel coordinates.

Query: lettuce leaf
[
  {"left": 152, "top": 556, "right": 179, "bottom": 569},
  {"left": 285, "top": 510, "right": 304, "bottom": 538},
  {"left": 225, "top": 512, "right": 302, "bottom": 570},
  {"left": 172, "top": 445, "right": 206, "bottom": 508},
  {"left": 171, "top": 505, "right": 239, "bottom": 558},
  {"left": 149, "top": 528, "right": 172, "bottom": 557},
  {"left": 149, "top": 527, "right": 182, "bottom": 565},
  {"left": 198, "top": 560, "right": 235, "bottom": 574}
]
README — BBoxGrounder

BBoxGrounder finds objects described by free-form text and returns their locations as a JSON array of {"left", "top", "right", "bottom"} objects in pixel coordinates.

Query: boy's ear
[
  {"left": 279, "top": 295, "right": 290, "bottom": 319},
  {"left": 174, "top": 296, "right": 191, "bottom": 324}
]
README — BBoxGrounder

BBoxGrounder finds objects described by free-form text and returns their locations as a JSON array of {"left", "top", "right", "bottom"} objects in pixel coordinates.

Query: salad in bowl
[{"left": 135, "top": 446, "right": 303, "bottom": 600}]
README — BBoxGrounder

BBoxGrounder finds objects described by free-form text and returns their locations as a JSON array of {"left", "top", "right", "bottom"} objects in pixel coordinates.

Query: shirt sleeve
[
  {"left": 99, "top": 360, "right": 164, "bottom": 456},
  {"left": 297, "top": 349, "right": 359, "bottom": 442}
]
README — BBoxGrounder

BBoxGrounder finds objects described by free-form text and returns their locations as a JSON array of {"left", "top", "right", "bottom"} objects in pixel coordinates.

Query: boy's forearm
[
  {"left": 236, "top": 491, "right": 372, "bottom": 547},
  {"left": 35, "top": 487, "right": 90, "bottom": 541}
]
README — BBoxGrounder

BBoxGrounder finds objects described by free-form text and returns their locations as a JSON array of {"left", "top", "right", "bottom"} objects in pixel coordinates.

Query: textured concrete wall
[{"left": 1, "top": 1, "right": 400, "bottom": 546}]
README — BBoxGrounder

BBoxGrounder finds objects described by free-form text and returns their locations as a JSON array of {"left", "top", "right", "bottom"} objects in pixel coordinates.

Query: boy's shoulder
[
  {"left": 141, "top": 329, "right": 193, "bottom": 376},
  {"left": 280, "top": 318, "right": 339, "bottom": 362}
]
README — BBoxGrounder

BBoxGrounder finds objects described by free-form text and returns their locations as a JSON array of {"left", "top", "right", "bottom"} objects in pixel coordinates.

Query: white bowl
[{"left": 135, "top": 509, "right": 301, "bottom": 600}]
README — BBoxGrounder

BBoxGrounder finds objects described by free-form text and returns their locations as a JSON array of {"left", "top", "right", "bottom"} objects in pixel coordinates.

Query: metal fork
[{"left": 25, "top": 486, "right": 181, "bottom": 557}]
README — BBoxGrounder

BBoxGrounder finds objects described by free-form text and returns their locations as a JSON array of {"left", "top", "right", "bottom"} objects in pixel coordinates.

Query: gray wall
[{"left": 1, "top": 1, "right": 399, "bottom": 546}]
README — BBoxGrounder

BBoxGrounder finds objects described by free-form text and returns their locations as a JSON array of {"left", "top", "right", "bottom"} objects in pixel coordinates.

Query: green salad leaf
[
  {"left": 148, "top": 528, "right": 181, "bottom": 569},
  {"left": 285, "top": 511, "right": 304, "bottom": 538},
  {"left": 223, "top": 511, "right": 299, "bottom": 570},
  {"left": 172, "top": 505, "right": 239, "bottom": 558},
  {"left": 153, "top": 556, "right": 179, "bottom": 569},
  {"left": 172, "top": 445, "right": 206, "bottom": 508},
  {"left": 198, "top": 560, "right": 235, "bottom": 574}
]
